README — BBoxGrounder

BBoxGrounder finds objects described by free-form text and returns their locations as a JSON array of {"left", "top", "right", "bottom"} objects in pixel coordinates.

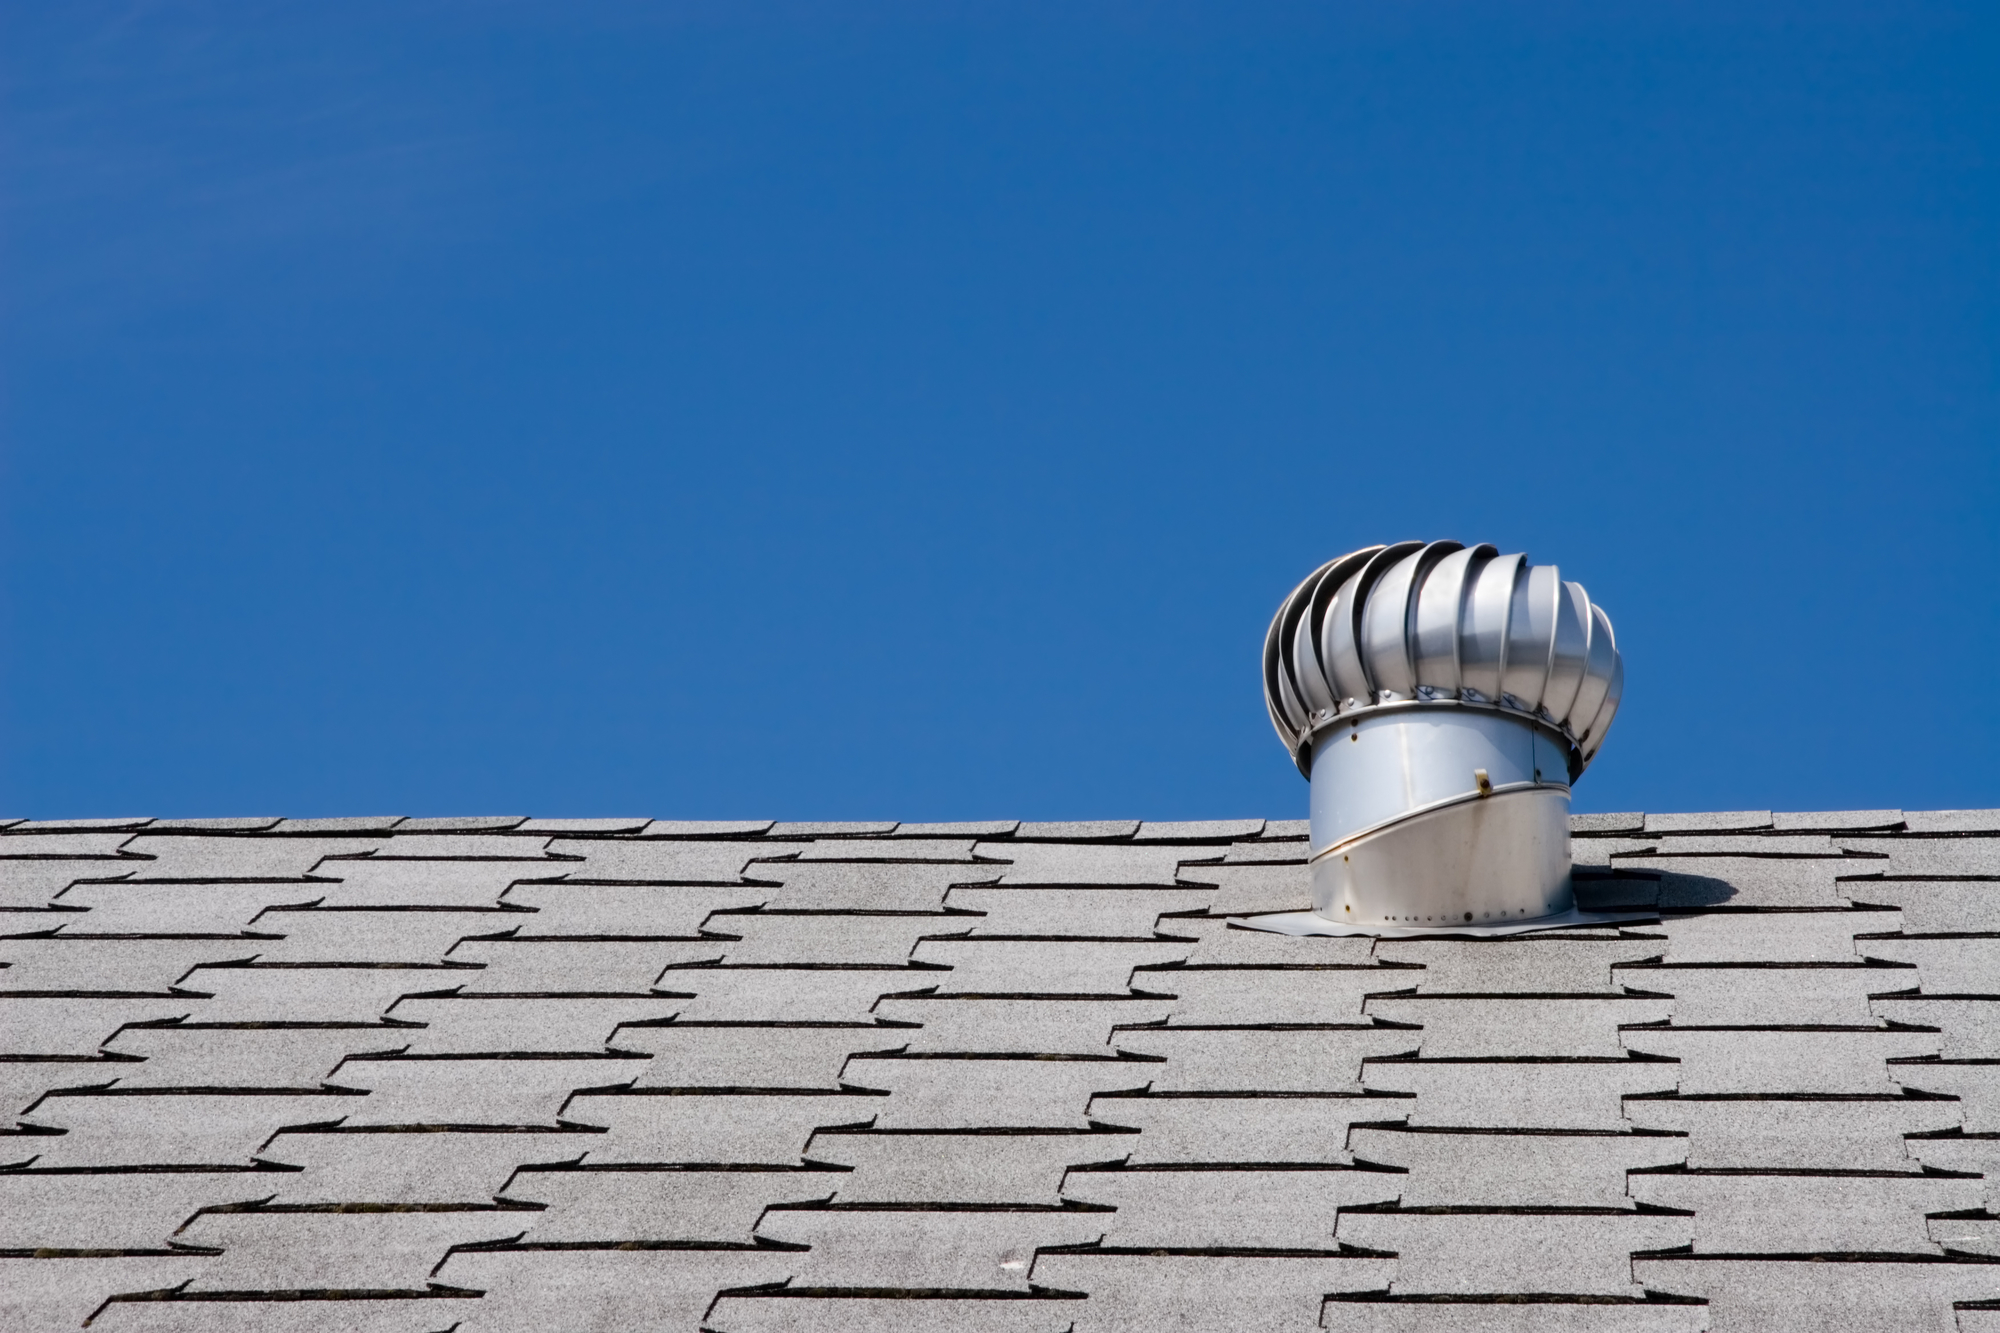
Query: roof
[{"left": 4, "top": 810, "right": 2000, "bottom": 1332}]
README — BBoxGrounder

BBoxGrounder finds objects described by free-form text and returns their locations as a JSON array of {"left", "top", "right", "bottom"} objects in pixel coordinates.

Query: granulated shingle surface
[{"left": 3, "top": 812, "right": 2000, "bottom": 1330}]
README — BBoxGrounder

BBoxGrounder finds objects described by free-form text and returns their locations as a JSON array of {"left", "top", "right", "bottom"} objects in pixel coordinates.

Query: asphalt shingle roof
[{"left": 3, "top": 812, "right": 2000, "bottom": 1330}]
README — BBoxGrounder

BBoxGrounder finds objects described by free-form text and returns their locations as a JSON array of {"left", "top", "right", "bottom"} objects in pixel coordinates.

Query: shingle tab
[
  {"left": 1644, "top": 811, "right": 1775, "bottom": 834},
  {"left": 873, "top": 995, "right": 1170, "bottom": 1054},
  {"left": 844, "top": 1054, "right": 1153, "bottom": 1129},
  {"left": 1114, "top": 1026, "right": 1417, "bottom": 1092},
  {"left": 1065, "top": 1165, "right": 1397, "bottom": 1247},
  {"left": 1630, "top": 1256, "right": 2000, "bottom": 1333},
  {"left": 432, "top": 1246, "right": 800, "bottom": 1332},
  {"left": 1013, "top": 821, "right": 1139, "bottom": 841},
  {"left": 892, "top": 821, "right": 1022, "bottom": 837},
  {"left": 758, "top": 1207, "right": 1108, "bottom": 1291},
  {"left": 812, "top": 1128, "right": 1111, "bottom": 1203},
  {"left": 516, "top": 817, "right": 652, "bottom": 833},
  {"left": 944, "top": 884, "right": 1214, "bottom": 936},
  {"left": 562, "top": 1088, "right": 883, "bottom": 1163},
  {"left": 26, "top": 1088, "right": 362, "bottom": 1167},
  {"left": 264, "top": 1126, "right": 575, "bottom": 1203},
  {"left": 1032, "top": 1251, "right": 1394, "bottom": 1331},
  {"left": 767, "top": 822, "right": 899, "bottom": 837},
  {"left": 641, "top": 820, "right": 775, "bottom": 837},
  {"left": 1336, "top": 1208, "right": 1692, "bottom": 1296},
  {"left": 1089, "top": 1091, "right": 1375, "bottom": 1164},
  {"left": 912, "top": 937, "right": 1194, "bottom": 994},
  {"left": 1630, "top": 1168, "right": 1981, "bottom": 1252},
  {"left": 760, "top": 862, "right": 1002, "bottom": 911},
  {"left": 1133, "top": 819, "right": 1265, "bottom": 842},
  {"left": 979, "top": 842, "right": 1218, "bottom": 886},
  {"left": 1347, "top": 1125, "right": 1685, "bottom": 1206},
  {"left": 1360, "top": 1057, "right": 1677, "bottom": 1130},
  {"left": 511, "top": 1163, "right": 829, "bottom": 1241},
  {"left": 1623, "top": 1093, "right": 1961, "bottom": 1169}
]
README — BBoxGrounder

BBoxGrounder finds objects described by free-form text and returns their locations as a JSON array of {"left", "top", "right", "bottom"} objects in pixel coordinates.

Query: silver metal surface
[
  {"left": 1262, "top": 540, "right": 1626, "bottom": 937},
  {"left": 1308, "top": 783, "right": 1573, "bottom": 928},
  {"left": 1265, "top": 542, "right": 1622, "bottom": 777}
]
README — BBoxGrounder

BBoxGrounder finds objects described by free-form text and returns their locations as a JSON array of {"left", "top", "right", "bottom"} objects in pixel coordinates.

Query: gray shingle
[
  {"left": 371, "top": 834, "right": 555, "bottom": 859},
  {"left": 0, "top": 994, "right": 202, "bottom": 1057},
  {"left": 1572, "top": 812, "right": 1647, "bottom": 834},
  {"left": 1146, "top": 967, "right": 1411, "bottom": 1025},
  {"left": 1089, "top": 1092, "right": 1373, "bottom": 1164},
  {"left": 510, "top": 1163, "right": 830, "bottom": 1241},
  {"left": 313, "top": 860, "right": 560, "bottom": 910},
  {"left": 893, "top": 821, "right": 1022, "bottom": 838},
  {"left": 706, "top": 1292, "right": 1076, "bottom": 1333},
  {"left": 767, "top": 822, "right": 899, "bottom": 837},
  {"left": 249, "top": 907, "right": 518, "bottom": 964},
  {"left": 146, "top": 817, "right": 287, "bottom": 831},
  {"left": 945, "top": 885, "right": 1215, "bottom": 937},
  {"left": 911, "top": 938, "right": 1193, "bottom": 994},
  {"left": 1621, "top": 1026, "right": 1940, "bottom": 1094},
  {"left": 1644, "top": 812, "right": 1775, "bottom": 833},
  {"left": 621, "top": 1023, "right": 907, "bottom": 1088},
  {"left": 1630, "top": 1168, "right": 1981, "bottom": 1252},
  {"left": 759, "top": 1207, "right": 1108, "bottom": 1291},
  {"left": 1642, "top": 835, "right": 1839, "bottom": 855},
  {"left": 845, "top": 1054, "right": 1153, "bottom": 1129},
  {"left": 263, "top": 1126, "right": 581, "bottom": 1203},
  {"left": 1860, "top": 935, "right": 2000, "bottom": 994},
  {"left": 1223, "top": 840, "right": 1309, "bottom": 863},
  {"left": 0, "top": 831, "right": 137, "bottom": 858},
  {"left": 1622, "top": 1094, "right": 1961, "bottom": 1170},
  {"left": 0, "top": 1256, "right": 212, "bottom": 1333},
  {"left": 758, "top": 862, "right": 1002, "bottom": 911},
  {"left": 1031, "top": 1252, "right": 1394, "bottom": 1332},
  {"left": 1844, "top": 882, "right": 2000, "bottom": 933},
  {"left": 25, "top": 1088, "right": 360, "bottom": 1166},
  {"left": 1903, "top": 810, "right": 2000, "bottom": 833},
  {"left": 436, "top": 1247, "right": 800, "bottom": 1332},
  {"left": 1891, "top": 1061, "right": 2000, "bottom": 1130},
  {"left": 118, "top": 834, "right": 382, "bottom": 879},
  {"left": 711, "top": 912, "right": 961, "bottom": 966},
  {"left": 1873, "top": 996, "right": 2000, "bottom": 1058},
  {"left": 0, "top": 1169, "right": 268, "bottom": 1248},
  {"left": 661, "top": 965, "right": 938, "bottom": 1022},
  {"left": 1630, "top": 1256, "right": 2000, "bottom": 1333},
  {"left": 1933, "top": 1207, "right": 2000, "bottom": 1251},
  {"left": 184, "top": 963, "right": 467, "bottom": 1025},
  {"left": 1651, "top": 907, "right": 1897, "bottom": 962},
  {"left": 1133, "top": 819, "right": 1266, "bottom": 841},
  {"left": 1162, "top": 863, "right": 1311, "bottom": 914},
  {"left": 50, "top": 881, "right": 323, "bottom": 934},
  {"left": 448, "top": 938, "right": 725, "bottom": 991},
  {"left": 872, "top": 995, "right": 1171, "bottom": 1055},
  {"left": 1013, "top": 821, "right": 1139, "bottom": 841},
  {"left": 0, "top": 1059, "right": 124, "bottom": 1117},
  {"left": 1321, "top": 1299, "right": 1709, "bottom": 1333},
  {"left": 1262, "top": 819, "right": 1311, "bottom": 838},
  {"left": 1363, "top": 995, "right": 1673, "bottom": 1059},
  {"left": 516, "top": 818, "right": 652, "bottom": 833},
  {"left": 1361, "top": 1058, "right": 1677, "bottom": 1130},
  {"left": 1116, "top": 1026, "right": 1417, "bottom": 1093},
  {"left": 1772, "top": 809, "right": 1905, "bottom": 831},
  {"left": 542, "top": 838, "right": 770, "bottom": 882},
  {"left": 0, "top": 859, "right": 124, "bottom": 908},
  {"left": 1179, "top": 917, "right": 1377, "bottom": 965},
  {"left": 796, "top": 839, "right": 979, "bottom": 862},
  {"left": 395, "top": 816, "right": 531, "bottom": 831},
  {"left": 562, "top": 1088, "right": 883, "bottom": 1163},
  {"left": 11, "top": 818, "right": 154, "bottom": 832},
  {"left": 0, "top": 936, "right": 260, "bottom": 990},
  {"left": 640, "top": 820, "right": 775, "bottom": 837},
  {"left": 387, "top": 994, "right": 683, "bottom": 1055},
  {"left": 1374, "top": 936, "right": 1664, "bottom": 993},
  {"left": 270, "top": 817, "right": 406, "bottom": 833},
  {"left": 978, "top": 843, "right": 1218, "bottom": 886},
  {"left": 1907, "top": 1133, "right": 2000, "bottom": 1208},
  {"left": 179, "top": 1207, "right": 529, "bottom": 1291},
  {"left": 812, "top": 1128, "right": 1116, "bottom": 1203},
  {"left": 90, "top": 1297, "right": 465, "bottom": 1333},
  {"left": 1335, "top": 1208, "right": 1692, "bottom": 1296},
  {"left": 1065, "top": 1165, "right": 1398, "bottom": 1247},
  {"left": 1570, "top": 838, "right": 1661, "bottom": 868},
  {"left": 1347, "top": 1125, "right": 1684, "bottom": 1206},
  {"left": 1627, "top": 855, "right": 1852, "bottom": 909},
  {"left": 503, "top": 882, "right": 769, "bottom": 936},
  {"left": 103, "top": 1024, "right": 408, "bottom": 1088},
  {"left": 1837, "top": 838, "right": 2000, "bottom": 876},
  {"left": 1621, "top": 962, "right": 1908, "bottom": 1025},
  {"left": 331, "top": 1053, "right": 647, "bottom": 1126}
]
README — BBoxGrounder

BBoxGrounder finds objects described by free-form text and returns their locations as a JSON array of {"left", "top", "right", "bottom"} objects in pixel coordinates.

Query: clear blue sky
[{"left": 3, "top": 2, "right": 1995, "bottom": 821}]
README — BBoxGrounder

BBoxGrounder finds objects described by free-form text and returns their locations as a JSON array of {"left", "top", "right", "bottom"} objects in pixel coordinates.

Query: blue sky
[{"left": 3, "top": 2, "right": 1995, "bottom": 821}]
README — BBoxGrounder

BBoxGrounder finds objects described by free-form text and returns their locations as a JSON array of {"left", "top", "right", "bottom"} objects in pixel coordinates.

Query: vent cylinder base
[
  {"left": 1309, "top": 786, "right": 1573, "bottom": 928},
  {"left": 1305, "top": 708, "right": 1574, "bottom": 932}
]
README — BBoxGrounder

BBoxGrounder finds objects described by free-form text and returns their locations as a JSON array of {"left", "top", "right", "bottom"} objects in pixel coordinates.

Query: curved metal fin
[
  {"left": 1324, "top": 541, "right": 1424, "bottom": 707},
  {"left": 1581, "top": 650, "right": 1624, "bottom": 763},
  {"left": 1501, "top": 561, "right": 1560, "bottom": 714},
  {"left": 1542, "top": 579, "right": 1592, "bottom": 726},
  {"left": 1459, "top": 552, "right": 1524, "bottom": 703},
  {"left": 1412, "top": 543, "right": 1494, "bottom": 694},
  {"left": 1569, "top": 601, "right": 1618, "bottom": 740},
  {"left": 1293, "top": 548, "right": 1378, "bottom": 719},
  {"left": 1263, "top": 559, "right": 1334, "bottom": 747}
]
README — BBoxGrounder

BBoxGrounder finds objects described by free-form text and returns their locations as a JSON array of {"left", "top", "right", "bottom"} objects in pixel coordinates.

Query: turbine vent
[{"left": 1260, "top": 541, "right": 1626, "bottom": 936}]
